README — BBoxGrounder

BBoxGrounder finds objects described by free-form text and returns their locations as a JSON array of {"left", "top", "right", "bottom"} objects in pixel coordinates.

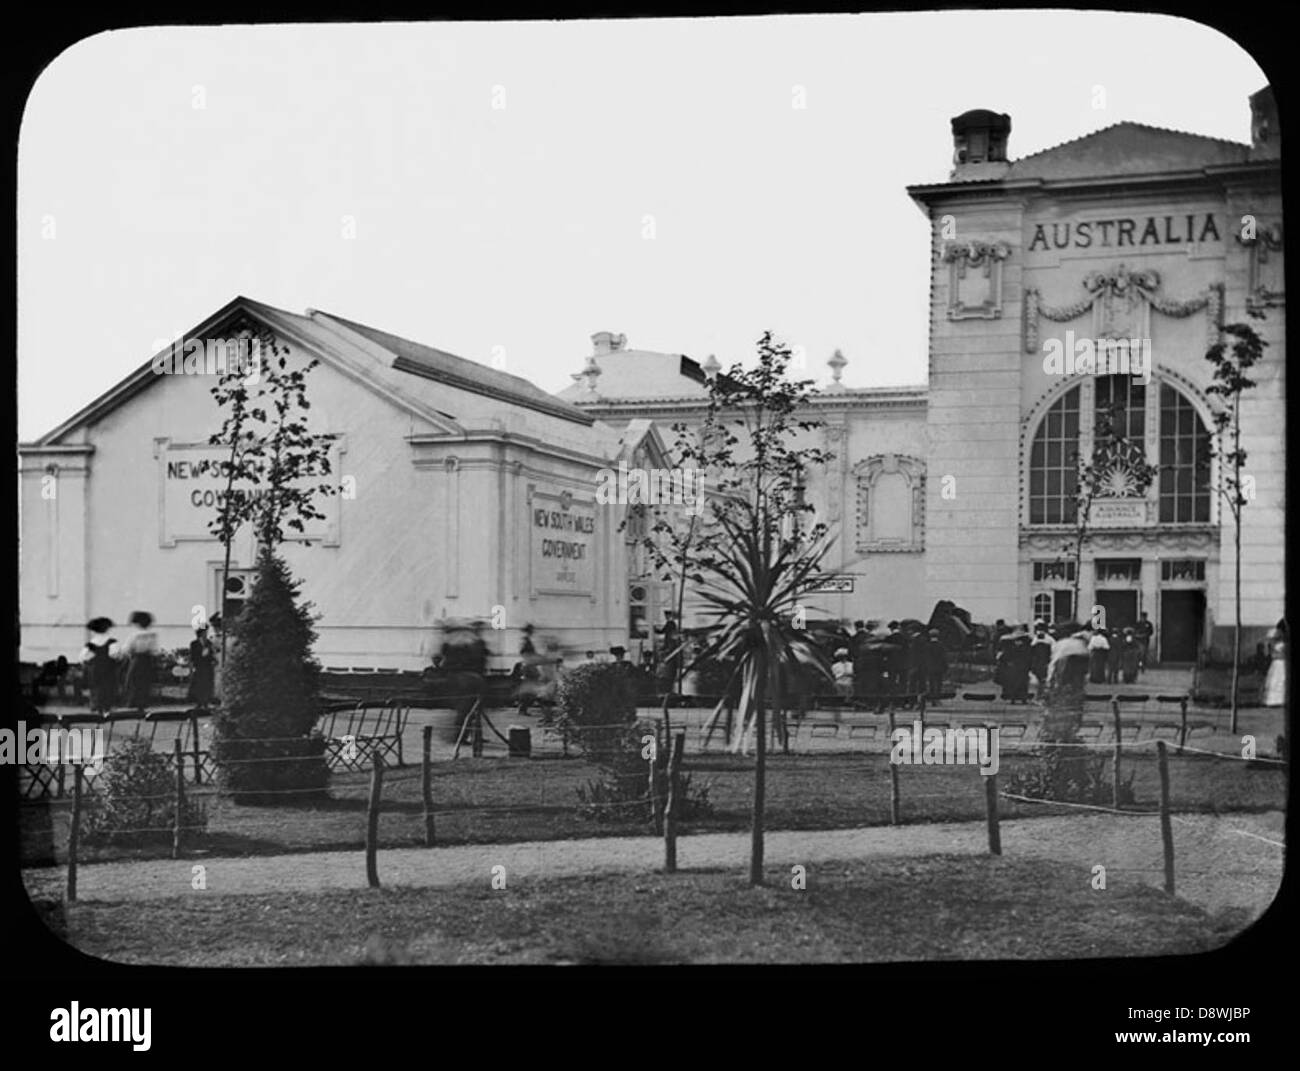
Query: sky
[{"left": 17, "top": 12, "right": 1267, "bottom": 440}]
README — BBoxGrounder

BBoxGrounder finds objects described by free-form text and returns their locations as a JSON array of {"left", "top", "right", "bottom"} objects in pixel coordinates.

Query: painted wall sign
[
  {"left": 530, "top": 490, "right": 597, "bottom": 596},
  {"left": 158, "top": 441, "right": 340, "bottom": 545},
  {"left": 1089, "top": 499, "right": 1148, "bottom": 528},
  {"left": 806, "top": 576, "right": 855, "bottom": 594},
  {"left": 1028, "top": 214, "right": 1221, "bottom": 252}
]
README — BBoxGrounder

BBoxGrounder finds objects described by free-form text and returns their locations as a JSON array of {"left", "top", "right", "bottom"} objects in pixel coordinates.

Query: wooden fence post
[
  {"left": 366, "top": 753, "right": 383, "bottom": 888},
  {"left": 1111, "top": 698, "right": 1123, "bottom": 809},
  {"left": 191, "top": 713, "right": 203, "bottom": 785},
  {"left": 66, "top": 765, "right": 83, "bottom": 903},
  {"left": 422, "top": 725, "right": 435, "bottom": 847},
  {"left": 887, "top": 708, "right": 900, "bottom": 826},
  {"left": 984, "top": 766, "right": 1001, "bottom": 855},
  {"left": 172, "top": 739, "right": 185, "bottom": 860},
  {"left": 471, "top": 702, "right": 484, "bottom": 758},
  {"left": 650, "top": 731, "right": 667, "bottom": 837},
  {"left": 1156, "top": 741, "right": 1175, "bottom": 895},
  {"left": 664, "top": 732, "right": 685, "bottom": 873},
  {"left": 1178, "top": 696, "right": 1189, "bottom": 754}
]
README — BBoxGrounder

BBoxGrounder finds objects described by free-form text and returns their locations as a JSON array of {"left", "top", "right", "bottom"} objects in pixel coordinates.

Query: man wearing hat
[
  {"left": 921, "top": 628, "right": 948, "bottom": 702},
  {"left": 1120, "top": 628, "right": 1142, "bottom": 684},
  {"left": 996, "top": 625, "right": 1033, "bottom": 703},
  {"left": 188, "top": 624, "right": 216, "bottom": 708}
]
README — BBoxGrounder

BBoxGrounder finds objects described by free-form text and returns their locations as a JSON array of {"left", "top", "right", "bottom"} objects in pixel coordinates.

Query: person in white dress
[{"left": 1263, "top": 621, "right": 1287, "bottom": 708}]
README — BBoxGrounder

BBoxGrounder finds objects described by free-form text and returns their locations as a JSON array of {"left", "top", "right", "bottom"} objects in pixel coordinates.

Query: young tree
[
  {"left": 626, "top": 394, "right": 729, "bottom": 724},
  {"left": 207, "top": 327, "right": 338, "bottom": 663},
  {"left": 206, "top": 328, "right": 339, "bottom": 798},
  {"left": 1060, "top": 400, "right": 1158, "bottom": 626},
  {"left": 1204, "top": 315, "right": 1266, "bottom": 732},
  {"left": 656, "top": 332, "right": 836, "bottom": 885},
  {"left": 212, "top": 550, "right": 329, "bottom": 802},
  {"left": 207, "top": 331, "right": 263, "bottom": 670}
]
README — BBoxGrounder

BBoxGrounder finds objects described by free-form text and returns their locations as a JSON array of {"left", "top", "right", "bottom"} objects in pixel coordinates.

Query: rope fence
[{"left": 35, "top": 703, "right": 1283, "bottom": 904}]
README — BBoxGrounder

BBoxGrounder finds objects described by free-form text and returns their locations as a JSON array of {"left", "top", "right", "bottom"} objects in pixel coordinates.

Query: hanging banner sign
[{"left": 806, "top": 576, "right": 855, "bottom": 594}]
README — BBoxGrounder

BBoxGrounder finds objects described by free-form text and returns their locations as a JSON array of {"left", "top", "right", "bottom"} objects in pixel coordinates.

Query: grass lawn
[
  {"left": 39, "top": 854, "right": 1241, "bottom": 965},
  {"left": 21, "top": 749, "right": 1285, "bottom": 867}
]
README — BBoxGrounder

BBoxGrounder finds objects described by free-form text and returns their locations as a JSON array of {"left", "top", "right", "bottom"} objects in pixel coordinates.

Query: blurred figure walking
[{"left": 122, "top": 611, "right": 158, "bottom": 712}]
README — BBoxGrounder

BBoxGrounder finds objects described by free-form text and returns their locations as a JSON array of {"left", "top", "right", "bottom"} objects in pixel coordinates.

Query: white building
[
  {"left": 19, "top": 297, "right": 675, "bottom": 669},
  {"left": 559, "top": 88, "right": 1285, "bottom": 663}
]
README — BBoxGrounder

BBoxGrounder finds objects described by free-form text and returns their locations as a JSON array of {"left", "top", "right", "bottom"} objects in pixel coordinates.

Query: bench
[{"left": 317, "top": 699, "right": 411, "bottom": 770}]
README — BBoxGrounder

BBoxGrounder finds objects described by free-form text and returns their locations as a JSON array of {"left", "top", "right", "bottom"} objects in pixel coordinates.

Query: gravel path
[{"left": 24, "top": 810, "right": 1283, "bottom": 920}]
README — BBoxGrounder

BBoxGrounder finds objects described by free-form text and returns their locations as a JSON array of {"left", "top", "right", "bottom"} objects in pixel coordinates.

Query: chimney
[
  {"left": 1249, "top": 86, "right": 1279, "bottom": 159},
  {"left": 591, "top": 331, "right": 627, "bottom": 356},
  {"left": 950, "top": 110, "right": 1012, "bottom": 180}
]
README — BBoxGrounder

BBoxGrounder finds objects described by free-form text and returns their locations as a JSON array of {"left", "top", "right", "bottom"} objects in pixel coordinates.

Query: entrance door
[
  {"left": 1161, "top": 590, "right": 1205, "bottom": 662},
  {"left": 1053, "top": 590, "right": 1074, "bottom": 624},
  {"left": 1095, "top": 590, "right": 1137, "bottom": 632}
]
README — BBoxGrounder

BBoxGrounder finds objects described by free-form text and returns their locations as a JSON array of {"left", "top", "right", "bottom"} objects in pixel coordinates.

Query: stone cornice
[{"left": 572, "top": 389, "right": 928, "bottom": 420}]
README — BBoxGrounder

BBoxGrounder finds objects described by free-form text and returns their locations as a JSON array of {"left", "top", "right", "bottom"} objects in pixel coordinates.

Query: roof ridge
[
  {"left": 1012, "top": 120, "right": 1248, "bottom": 166},
  {"left": 316, "top": 308, "right": 568, "bottom": 399}
]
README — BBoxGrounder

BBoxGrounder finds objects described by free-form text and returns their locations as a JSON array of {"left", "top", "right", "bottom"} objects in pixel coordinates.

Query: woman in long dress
[
  {"left": 1263, "top": 621, "right": 1287, "bottom": 708},
  {"left": 122, "top": 610, "right": 158, "bottom": 712},
  {"left": 1087, "top": 629, "right": 1111, "bottom": 685},
  {"left": 81, "top": 617, "right": 119, "bottom": 714}
]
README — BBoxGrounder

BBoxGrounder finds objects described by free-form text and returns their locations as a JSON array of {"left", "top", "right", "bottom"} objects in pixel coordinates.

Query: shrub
[
  {"left": 693, "top": 656, "right": 735, "bottom": 698},
  {"left": 556, "top": 664, "right": 712, "bottom": 826},
  {"left": 1003, "top": 668, "right": 1136, "bottom": 806},
  {"left": 212, "top": 549, "right": 329, "bottom": 802},
  {"left": 82, "top": 738, "right": 207, "bottom": 846},
  {"left": 575, "top": 719, "right": 714, "bottom": 827},
  {"left": 1004, "top": 747, "right": 1135, "bottom": 807},
  {"left": 554, "top": 662, "right": 639, "bottom": 760}
]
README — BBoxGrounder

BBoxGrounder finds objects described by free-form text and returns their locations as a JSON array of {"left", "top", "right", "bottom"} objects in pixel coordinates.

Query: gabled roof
[
  {"left": 316, "top": 310, "right": 592, "bottom": 425},
  {"left": 909, "top": 121, "right": 1257, "bottom": 201},
  {"left": 614, "top": 418, "right": 671, "bottom": 466},
  {"left": 1006, "top": 122, "right": 1251, "bottom": 181},
  {"left": 27, "top": 296, "right": 592, "bottom": 447}
]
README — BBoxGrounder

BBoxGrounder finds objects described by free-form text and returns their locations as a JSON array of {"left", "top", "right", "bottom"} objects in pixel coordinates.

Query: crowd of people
[
  {"left": 60, "top": 606, "right": 1287, "bottom": 719},
  {"left": 820, "top": 620, "right": 949, "bottom": 708},
  {"left": 986, "top": 617, "right": 1159, "bottom": 703},
  {"left": 76, "top": 611, "right": 219, "bottom": 714}
]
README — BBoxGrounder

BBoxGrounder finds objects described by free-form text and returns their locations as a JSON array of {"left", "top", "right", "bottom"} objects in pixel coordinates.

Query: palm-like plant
[
  {"left": 691, "top": 499, "right": 835, "bottom": 883},
  {"left": 651, "top": 331, "right": 837, "bottom": 886}
]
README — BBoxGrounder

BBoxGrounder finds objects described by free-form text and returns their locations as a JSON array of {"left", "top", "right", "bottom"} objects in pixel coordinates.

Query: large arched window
[
  {"left": 1028, "top": 385, "right": 1080, "bottom": 524},
  {"left": 1028, "top": 376, "right": 1212, "bottom": 525},
  {"left": 1096, "top": 373, "right": 1145, "bottom": 440},
  {"left": 1159, "top": 384, "right": 1212, "bottom": 522}
]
